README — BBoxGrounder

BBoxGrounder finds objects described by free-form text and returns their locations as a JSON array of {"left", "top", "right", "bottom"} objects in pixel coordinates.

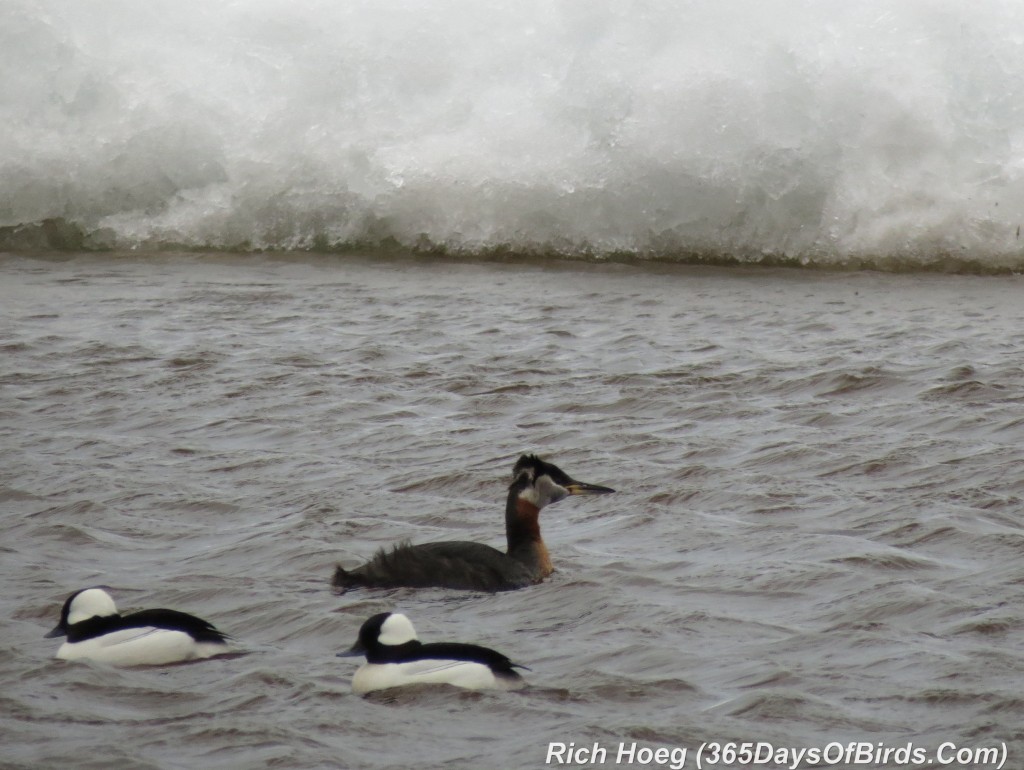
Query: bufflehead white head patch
[
  {"left": 378, "top": 613, "right": 418, "bottom": 646},
  {"left": 66, "top": 588, "right": 119, "bottom": 625}
]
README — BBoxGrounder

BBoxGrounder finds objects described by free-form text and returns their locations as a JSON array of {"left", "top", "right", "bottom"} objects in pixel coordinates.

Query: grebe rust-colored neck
[{"left": 506, "top": 496, "right": 553, "bottom": 579}]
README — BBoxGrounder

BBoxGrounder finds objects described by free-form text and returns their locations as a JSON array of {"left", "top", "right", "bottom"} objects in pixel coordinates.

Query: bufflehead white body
[
  {"left": 46, "top": 588, "right": 231, "bottom": 666},
  {"left": 339, "top": 612, "right": 527, "bottom": 695}
]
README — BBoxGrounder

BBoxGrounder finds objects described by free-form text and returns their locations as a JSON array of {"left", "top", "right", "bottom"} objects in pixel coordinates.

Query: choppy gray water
[{"left": 2, "top": 252, "right": 1023, "bottom": 770}]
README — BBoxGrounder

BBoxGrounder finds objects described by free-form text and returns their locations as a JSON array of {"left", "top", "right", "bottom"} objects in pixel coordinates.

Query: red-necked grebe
[{"left": 332, "top": 454, "right": 614, "bottom": 592}]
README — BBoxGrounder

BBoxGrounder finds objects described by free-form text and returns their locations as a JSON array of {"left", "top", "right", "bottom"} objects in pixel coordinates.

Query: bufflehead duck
[
  {"left": 45, "top": 587, "right": 232, "bottom": 665},
  {"left": 332, "top": 455, "right": 614, "bottom": 592},
  {"left": 338, "top": 612, "right": 527, "bottom": 694}
]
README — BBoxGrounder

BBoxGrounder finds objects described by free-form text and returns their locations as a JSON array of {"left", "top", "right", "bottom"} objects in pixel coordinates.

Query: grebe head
[
  {"left": 510, "top": 454, "right": 615, "bottom": 509},
  {"left": 45, "top": 587, "right": 119, "bottom": 638},
  {"left": 338, "top": 612, "right": 419, "bottom": 658}
]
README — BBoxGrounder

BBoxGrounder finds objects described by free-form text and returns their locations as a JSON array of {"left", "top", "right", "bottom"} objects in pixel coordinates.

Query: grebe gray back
[{"left": 331, "top": 454, "right": 614, "bottom": 592}]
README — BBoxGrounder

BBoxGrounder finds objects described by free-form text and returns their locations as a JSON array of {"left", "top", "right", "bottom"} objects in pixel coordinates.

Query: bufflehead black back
[
  {"left": 338, "top": 612, "right": 528, "bottom": 694},
  {"left": 332, "top": 455, "right": 614, "bottom": 592},
  {"left": 46, "top": 587, "right": 232, "bottom": 666}
]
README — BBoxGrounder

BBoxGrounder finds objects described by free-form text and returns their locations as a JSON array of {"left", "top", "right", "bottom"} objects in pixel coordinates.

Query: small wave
[
  {"left": 816, "top": 367, "right": 902, "bottom": 397},
  {"left": 950, "top": 617, "right": 1019, "bottom": 636},
  {"left": 874, "top": 688, "right": 999, "bottom": 706},
  {"left": 829, "top": 551, "right": 938, "bottom": 571},
  {"left": 876, "top": 523, "right": 962, "bottom": 548},
  {"left": 705, "top": 689, "right": 890, "bottom": 732},
  {"left": 921, "top": 380, "right": 1009, "bottom": 401}
]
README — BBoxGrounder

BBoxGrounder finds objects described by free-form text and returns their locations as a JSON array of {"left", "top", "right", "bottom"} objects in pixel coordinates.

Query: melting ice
[{"left": 4, "top": 0, "right": 1024, "bottom": 268}]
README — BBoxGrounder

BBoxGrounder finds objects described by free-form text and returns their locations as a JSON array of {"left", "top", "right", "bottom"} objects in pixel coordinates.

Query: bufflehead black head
[
  {"left": 339, "top": 611, "right": 419, "bottom": 660},
  {"left": 338, "top": 612, "right": 528, "bottom": 694},
  {"left": 46, "top": 587, "right": 232, "bottom": 666},
  {"left": 45, "top": 587, "right": 118, "bottom": 638},
  {"left": 331, "top": 455, "right": 615, "bottom": 592}
]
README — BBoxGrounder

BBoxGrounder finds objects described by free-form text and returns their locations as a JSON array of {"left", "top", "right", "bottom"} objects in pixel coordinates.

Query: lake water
[{"left": 1, "top": 251, "right": 1022, "bottom": 769}]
